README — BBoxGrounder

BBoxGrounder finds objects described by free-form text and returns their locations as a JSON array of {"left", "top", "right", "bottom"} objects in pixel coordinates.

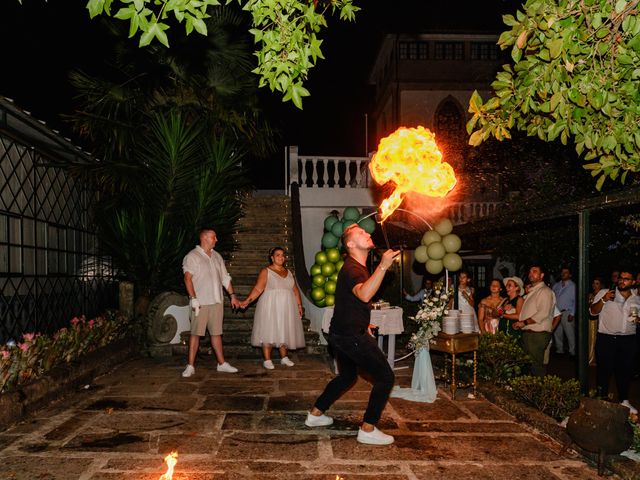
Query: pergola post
[{"left": 577, "top": 209, "right": 590, "bottom": 394}]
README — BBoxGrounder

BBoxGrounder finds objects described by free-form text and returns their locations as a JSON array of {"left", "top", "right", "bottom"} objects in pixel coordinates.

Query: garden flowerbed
[
  {"left": 479, "top": 382, "right": 640, "bottom": 480},
  {"left": 0, "top": 337, "right": 136, "bottom": 431}
]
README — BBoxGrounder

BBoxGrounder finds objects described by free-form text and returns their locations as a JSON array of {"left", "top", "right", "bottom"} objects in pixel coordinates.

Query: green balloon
[
  {"left": 324, "top": 215, "right": 339, "bottom": 231},
  {"left": 310, "top": 264, "right": 322, "bottom": 276},
  {"left": 312, "top": 274, "right": 326, "bottom": 287},
  {"left": 329, "top": 272, "right": 338, "bottom": 282},
  {"left": 422, "top": 230, "right": 441, "bottom": 246},
  {"left": 427, "top": 242, "right": 446, "bottom": 260},
  {"left": 435, "top": 218, "right": 453, "bottom": 236},
  {"left": 311, "top": 286, "right": 326, "bottom": 301},
  {"left": 331, "top": 220, "right": 344, "bottom": 237},
  {"left": 342, "top": 219, "right": 356, "bottom": 231},
  {"left": 443, "top": 253, "right": 463, "bottom": 272},
  {"left": 415, "top": 245, "right": 429, "bottom": 263},
  {"left": 321, "top": 232, "right": 339, "bottom": 248},
  {"left": 425, "top": 259, "right": 444, "bottom": 275},
  {"left": 358, "top": 216, "right": 376, "bottom": 234},
  {"left": 321, "top": 262, "right": 336, "bottom": 277},
  {"left": 326, "top": 248, "right": 341, "bottom": 263},
  {"left": 315, "top": 297, "right": 327, "bottom": 307},
  {"left": 315, "top": 251, "right": 328, "bottom": 265},
  {"left": 324, "top": 294, "right": 335, "bottom": 307},
  {"left": 335, "top": 259, "right": 344, "bottom": 272},
  {"left": 324, "top": 280, "right": 337, "bottom": 294},
  {"left": 343, "top": 207, "right": 360, "bottom": 221},
  {"left": 442, "top": 233, "right": 461, "bottom": 253}
]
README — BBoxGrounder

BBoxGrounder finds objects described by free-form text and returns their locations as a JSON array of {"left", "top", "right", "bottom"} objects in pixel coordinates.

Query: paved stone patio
[{"left": 0, "top": 353, "right": 615, "bottom": 479}]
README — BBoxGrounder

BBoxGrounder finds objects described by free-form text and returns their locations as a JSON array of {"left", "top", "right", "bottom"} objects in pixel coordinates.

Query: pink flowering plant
[
  {"left": 0, "top": 311, "right": 129, "bottom": 393},
  {"left": 407, "top": 282, "right": 453, "bottom": 351}
]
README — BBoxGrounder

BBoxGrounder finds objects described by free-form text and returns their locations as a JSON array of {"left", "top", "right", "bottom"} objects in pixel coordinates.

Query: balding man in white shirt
[
  {"left": 590, "top": 269, "right": 640, "bottom": 414},
  {"left": 181, "top": 229, "right": 241, "bottom": 377},
  {"left": 513, "top": 264, "right": 556, "bottom": 377}
]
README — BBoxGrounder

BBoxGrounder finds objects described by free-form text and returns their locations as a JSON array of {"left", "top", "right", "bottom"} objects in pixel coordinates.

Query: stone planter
[{"left": 0, "top": 338, "right": 136, "bottom": 432}]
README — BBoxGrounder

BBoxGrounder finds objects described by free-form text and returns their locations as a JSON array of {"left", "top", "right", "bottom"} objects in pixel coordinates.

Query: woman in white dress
[{"left": 241, "top": 247, "right": 305, "bottom": 369}]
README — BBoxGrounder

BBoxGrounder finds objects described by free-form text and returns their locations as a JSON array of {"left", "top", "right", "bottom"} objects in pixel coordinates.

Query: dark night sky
[{"left": 0, "top": 0, "right": 512, "bottom": 188}]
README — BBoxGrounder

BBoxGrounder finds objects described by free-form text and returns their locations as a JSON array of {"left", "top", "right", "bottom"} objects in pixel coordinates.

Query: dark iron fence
[{"left": 0, "top": 121, "right": 117, "bottom": 344}]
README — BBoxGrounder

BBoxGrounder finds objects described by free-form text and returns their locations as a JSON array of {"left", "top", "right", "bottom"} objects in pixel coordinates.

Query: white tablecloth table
[{"left": 321, "top": 306, "right": 404, "bottom": 368}]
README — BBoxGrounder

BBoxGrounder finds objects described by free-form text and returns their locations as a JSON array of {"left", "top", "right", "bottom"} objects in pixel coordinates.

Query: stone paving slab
[{"left": 0, "top": 353, "right": 619, "bottom": 480}]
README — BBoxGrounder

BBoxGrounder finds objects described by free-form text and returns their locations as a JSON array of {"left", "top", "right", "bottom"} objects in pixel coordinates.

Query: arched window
[{"left": 434, "top": 97, "right": 466, "bottom": 170}]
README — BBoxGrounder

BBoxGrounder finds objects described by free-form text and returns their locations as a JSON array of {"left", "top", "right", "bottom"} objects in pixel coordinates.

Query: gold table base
[{"left": 430, "top": 332, "right": 479, "bottom": 400}]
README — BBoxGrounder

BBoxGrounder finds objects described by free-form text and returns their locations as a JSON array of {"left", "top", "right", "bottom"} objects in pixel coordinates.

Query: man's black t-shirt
[{"left": 329, "top": 255, "right": 371, "bottom": 335}]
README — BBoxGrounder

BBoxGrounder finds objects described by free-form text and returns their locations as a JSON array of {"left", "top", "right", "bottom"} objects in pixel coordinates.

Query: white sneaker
[
  {"left": 305, "top": 412, "right": 333, "bottom": 427},
  {"left": 280, "top": 356, "right": 295, "bottom": 367},
  {"left": 356, "top": 426, "right": 394, "bottom": 445},
  {"left": 216, "top": 362, "right": 238, "bottom": 373},
  {"left": 263, "top": 360, "right": 275, "bottom": 370},
  {"left": 621, "top": 400, "right": 638, "bottom": 415},
  {"left": 181, "top": 364, "right": 195, "bottom": 378}
]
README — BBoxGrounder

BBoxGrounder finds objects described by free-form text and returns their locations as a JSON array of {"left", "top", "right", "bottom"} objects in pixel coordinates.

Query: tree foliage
[
  {"left": 467, "top": 0, "right": 640, "bottom": 189},
  {"left": 77, "top": 0, "right": 360, "bottom": 109}
]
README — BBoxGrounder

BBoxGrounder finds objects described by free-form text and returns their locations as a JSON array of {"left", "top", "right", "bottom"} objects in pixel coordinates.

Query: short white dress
[{"left": 250, "top": 268, "right": 306, "bottom": 349}]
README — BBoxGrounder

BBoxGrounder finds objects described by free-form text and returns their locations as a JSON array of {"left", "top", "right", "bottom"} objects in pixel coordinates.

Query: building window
[
  {"left": 398, "top": 41, "right": 428, "bottom": 60},
  {"left": 434, "top": 41, "right": 464, "bottom": 60},
  {"left": 470, "top": 42, "right": 500, "bottom": 60}
]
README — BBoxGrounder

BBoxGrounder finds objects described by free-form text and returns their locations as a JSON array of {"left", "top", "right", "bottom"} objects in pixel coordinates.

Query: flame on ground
[
  {"left": 159, "top": 451, "right": 178, "bottom": 480},
  {"left": 370, "top": 126, "right": 457, "bottom": 221}
]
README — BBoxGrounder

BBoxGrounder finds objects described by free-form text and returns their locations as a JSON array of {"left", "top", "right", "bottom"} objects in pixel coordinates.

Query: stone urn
[
  {"left": 566, "top": 397, "right": 633, "bottom": 476},
  {"left": 146, "top": 291, "right": 189, "bottom": 357}
]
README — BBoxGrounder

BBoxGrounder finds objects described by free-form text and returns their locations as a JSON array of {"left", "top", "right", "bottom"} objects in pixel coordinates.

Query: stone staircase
[{"left": 218, "top": 193, "right": 321, "bottom": 358}]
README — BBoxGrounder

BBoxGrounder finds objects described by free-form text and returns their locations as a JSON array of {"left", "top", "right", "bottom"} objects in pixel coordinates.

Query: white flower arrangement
[{"left": 407, "top": 282, "right": 453, "bottom": 351}]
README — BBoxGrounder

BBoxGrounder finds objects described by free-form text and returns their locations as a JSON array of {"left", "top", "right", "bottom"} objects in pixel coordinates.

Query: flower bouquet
[{"left": 408, "top": 283, "right": 452, "bottom": 351}]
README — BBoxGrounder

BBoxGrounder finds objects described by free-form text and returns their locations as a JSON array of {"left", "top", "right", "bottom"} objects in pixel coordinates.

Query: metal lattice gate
[{"left": 0, "top": 131, "right": 117, "bottom": 344}]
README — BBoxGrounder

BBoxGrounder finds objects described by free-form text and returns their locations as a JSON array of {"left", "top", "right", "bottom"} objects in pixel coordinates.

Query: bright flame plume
[
  {"left": 370, "top": 126, "right": 457, "bottom": 221},
  {"left": 159, "top": 451, "right": 178, "bottom": 480}
]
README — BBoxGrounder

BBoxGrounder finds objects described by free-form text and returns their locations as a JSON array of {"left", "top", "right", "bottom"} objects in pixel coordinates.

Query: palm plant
[
  {"left": 95, "top": 111, "right": 249, "bottom": 298},
  {"left": 64, "top": 7, "right": 270, "bottom": 306}
]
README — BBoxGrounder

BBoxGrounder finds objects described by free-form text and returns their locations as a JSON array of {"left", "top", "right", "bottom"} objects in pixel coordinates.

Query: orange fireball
[{"left": 370, "top": 126, "right": 457, "bottom": 221}]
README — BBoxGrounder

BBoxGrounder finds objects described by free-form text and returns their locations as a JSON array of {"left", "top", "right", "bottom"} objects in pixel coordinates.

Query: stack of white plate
[
  {"left": 442, "top": 311, "right": 459, "bottom": 335},
  {"left": 459, "top": 313, "right": 475, "bottom": 333}
]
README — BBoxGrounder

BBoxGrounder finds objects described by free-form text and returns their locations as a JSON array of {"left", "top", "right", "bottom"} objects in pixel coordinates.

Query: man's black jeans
[{"left": 314, "top": 332, "right": 395, "bottom": 425}]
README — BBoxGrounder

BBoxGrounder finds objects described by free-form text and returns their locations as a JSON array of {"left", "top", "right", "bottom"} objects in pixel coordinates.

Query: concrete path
[{"left": 0, "top": 353, "right": 613, "bottom": 480}]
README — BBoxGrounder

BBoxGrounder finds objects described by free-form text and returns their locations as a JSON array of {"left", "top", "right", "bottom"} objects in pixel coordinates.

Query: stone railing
[
  {"left": 447, "top": 201, "right": 500, "bottom": 225},
  {"left": 286, "top": 146, "right": 370, "bottom": 193}
]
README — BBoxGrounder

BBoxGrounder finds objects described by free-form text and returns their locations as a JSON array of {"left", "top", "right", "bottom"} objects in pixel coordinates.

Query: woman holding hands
[{"left": 241, "top": 247, "right": 306, "bottom": 369}]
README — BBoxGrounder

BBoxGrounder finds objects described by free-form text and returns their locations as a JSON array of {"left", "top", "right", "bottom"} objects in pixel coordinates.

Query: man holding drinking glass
[{"left": 590, "top": 268, "right": 640, "bottom": 414}]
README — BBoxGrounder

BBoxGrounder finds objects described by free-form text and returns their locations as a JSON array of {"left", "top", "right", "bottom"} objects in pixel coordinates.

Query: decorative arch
[{"left": 434, "top": 96, "right": 467, "bottom": 170}]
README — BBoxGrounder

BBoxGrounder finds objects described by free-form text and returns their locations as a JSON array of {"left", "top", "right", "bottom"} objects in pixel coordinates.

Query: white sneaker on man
[
  {"left": 305, "top": 412, "right": 333, "bottom": 427},
  {"left": 280, "top": 356, "right": 295, "bottom": 367},
  {"left": 181, "top": 364, "right": 195, "bottom": 378},
  {"left": 263, "top": 360, "right": 275, "bottom": 370},
  {"left": 356, "top": 426, "right": 394, "bottom": 445},
  {"left": 621, "top": 400, "right": 638, "bottom": 415},
  {"left": 216, "top": 362, "right": 238, "bottom": 373}
]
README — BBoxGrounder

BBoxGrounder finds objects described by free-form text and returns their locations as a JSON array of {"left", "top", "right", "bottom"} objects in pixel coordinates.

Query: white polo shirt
[
  {"left": 591, "top": 289, "right": 640, "bottom": 335},
  {"left": 182, "top": 246, "right": 232, "bottom": 306}
]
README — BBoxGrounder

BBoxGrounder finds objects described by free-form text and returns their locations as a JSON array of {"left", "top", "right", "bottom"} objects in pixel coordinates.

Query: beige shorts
[{"left": 191, "top": 303, "right": 223, "bottom": 336}]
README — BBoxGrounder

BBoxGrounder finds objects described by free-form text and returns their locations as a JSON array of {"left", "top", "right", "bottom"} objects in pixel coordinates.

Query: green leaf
[
  {"left": 548, "top": 38, "right": 563, "bottom": 58},
  {"left": 468, "top": 129, "right": 484, "bottom": 146},
  {"left": 468, "top": 90, "right": 483, "bottom": 114},
  {"left": 595, "top": 174, "right": 606, "bottom": 190},
  {"left": 86, "top": 0, "right": 105, "bottom": 18},
  {"left": 615, "top": 0, "right": 626, "bottom": 13}
]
